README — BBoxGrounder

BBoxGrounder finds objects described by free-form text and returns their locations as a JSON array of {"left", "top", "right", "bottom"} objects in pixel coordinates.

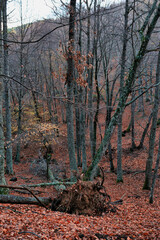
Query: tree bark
[
  {"left": 0, "top": 195, "right": 51, "bottom": 205},
  {"left": 117, "top": 0, "right": 129, "bottom": 183},
  {"left": 143, "top": 45, "right": 160, "bottom": 190},
  {"left": 66, "top": 0, "right": 78, "bottom": 179},
  {"left": 3, "top": 0, "right": 13, "bottom": 174},
  {"left": 0, "top": 1, "right": 7, "bottom": 193},
  {"left": 149, "top": 135, "right": 160, "bottom": 203}
]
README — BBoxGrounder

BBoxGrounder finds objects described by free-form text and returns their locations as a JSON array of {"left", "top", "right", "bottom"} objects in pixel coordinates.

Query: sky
[{"left": 7, "top": 0, "right": 123, "bottom": 28}]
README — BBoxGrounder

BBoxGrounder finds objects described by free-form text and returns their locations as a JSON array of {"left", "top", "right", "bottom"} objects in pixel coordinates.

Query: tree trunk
[
  {"left": 66, "top": 0, "right": 77, "bottom": 179},
  {"left": 131, "top": 91, "right": 136, "bottom": 150},
  {"left": 3, "top": 0, "right": 13, "bottom": 174},
  {"left": 0, "top": 1, "right": 7, "bottom": 194},
  {"left": 87, "top": 4, "right": 94, "bottom": 160},
  {"left": 15, "top": 0, "right": 23, "bottom": 163},
  {"left": 143, "top": 45, "right": 160, "bottom": 190},
  {"left": 149, "top": 135, "right": 160, "bottom": 203},
  {"left": 93, "top": 2, "right": 100, "bottom": 158},
  {"left": 137, "top": 77, "right": 144, "bottom": 114},
  {"left": 138, "top": 112, "right": 153, "bottom": 149},
  {"left": 0, "top": 195, "right": 51, "bottom": 205},
  {"left": 117, "top": 0, "right": 129, "bottom": 183}
]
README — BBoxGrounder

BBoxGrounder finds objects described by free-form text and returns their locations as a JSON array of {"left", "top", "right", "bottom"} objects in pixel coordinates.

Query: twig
[
  {"left": 0, "top": 205, "right": 23, "bottom": 214},
  {"left": 18, "top": 231, "right": 41, "bottom": 238}
]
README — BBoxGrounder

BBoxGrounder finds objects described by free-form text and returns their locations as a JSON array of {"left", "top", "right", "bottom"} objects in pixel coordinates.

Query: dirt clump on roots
[{"left": 51, "top": 180, "right": 115, "bottom": 216}]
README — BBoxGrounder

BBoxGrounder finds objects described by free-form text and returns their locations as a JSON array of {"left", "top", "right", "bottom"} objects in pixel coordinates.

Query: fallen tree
[
  {"left": 0, "top": 185, "right": 51, "bottom": 208},
  {"left": 51, "top": 180, "right": 115, "bottom": 216},
  {"left": 0, "top": 194, "right": 51, "bottom": 205}
]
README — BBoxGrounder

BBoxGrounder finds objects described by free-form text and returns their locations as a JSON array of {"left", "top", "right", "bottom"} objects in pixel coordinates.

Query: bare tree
[
  {"left": 66, "top": 0, "right": 78, "bottom": 179},
  {"left": 3, "top": 0, "right": 13, "bottom": 174},
  {"left": 86, "top": 1, "right": 160, "bottom": 180},
  {"left": 0, "top": 0, "right": 7, "bottom": 193}
]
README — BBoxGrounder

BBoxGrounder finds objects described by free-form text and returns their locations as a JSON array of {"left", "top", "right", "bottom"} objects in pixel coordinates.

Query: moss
[
  {"left": 0, "top": 187, "right": 9, "bottom": 195},
  {"left": 157, "top": 118, "right": 160, "bottom": 126},
  {"left": 84, "top": 166, "right": 93, "bottom": 181},
  {"left": 116, "top": 179, "right": 123, "bottom": 183}
]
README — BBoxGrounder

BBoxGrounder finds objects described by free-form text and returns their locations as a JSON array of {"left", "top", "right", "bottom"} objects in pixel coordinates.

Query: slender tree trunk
[
  {"left": 15, "top": 0, "right": 23, "bottom": 163},
  {"left": 117, "top": 0, "right": 129, "bottom": 183},
  {"left": 0, "top": 1, "right": 7, "bottom": 192},
  {"left": 149, "top": 135, "right": 160, "bottom": 203},
  {"left": 143, "top": 46, "right": 160, "bottom": 190},
  {"left": 149, "top": 65, "right": 153, "bottom": 102},
  {"left": 81, "top": 90, "right": 87, "bottom": 172},
  {"left": 93, "top": 3, "right": 100, "bottom": 158},
  {"left": 75, "top": 84, "right": 81, "bottom": 166},
  {"left": 144, "top": 71, "right": 150, "bottom": 102},
  {"left": 78, "top": 0, "right": 87, "bottom": 172},
  {"left": 66, "top": 0, "right": 77, "bottom": 179},
  {"left": 3, "top": 0, "right": 13, "bottom": 174},
  {"left": 138, "top": 112, "right": 153, "bottom": 149},
  {"left": 137, "top": 77, "right": 144, "bottom": 114},
  {"left": 86, "top": 3, "right": 94, "bottom": 159},
  {"left": 131, "top": 91, "right": 136, "bottom": 150}
]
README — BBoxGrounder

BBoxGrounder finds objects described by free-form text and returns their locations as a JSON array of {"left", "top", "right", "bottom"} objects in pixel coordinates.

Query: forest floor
[{"left": 0, "top": 103, "right": 160, "bottom": 240}]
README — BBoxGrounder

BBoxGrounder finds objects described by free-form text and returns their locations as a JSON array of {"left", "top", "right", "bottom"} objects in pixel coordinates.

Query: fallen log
[
  {"left": 0, "top": 185, "right": 51, "bottom": 208},
  {"left": 22, "top": 181, "right": 75, "bottom": 188},
  {"left": 0, "top": 195, "right": 51, "bottom": 205}
]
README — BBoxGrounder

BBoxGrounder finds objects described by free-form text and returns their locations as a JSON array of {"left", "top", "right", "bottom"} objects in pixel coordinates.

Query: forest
[{"left": 0, "top": 0, "right": 160, "bottom": 239}]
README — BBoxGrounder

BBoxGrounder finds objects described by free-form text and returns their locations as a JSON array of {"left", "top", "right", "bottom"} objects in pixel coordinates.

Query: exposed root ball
[{"left": 51, "top": 180, "right": 115, "bottom": 216}]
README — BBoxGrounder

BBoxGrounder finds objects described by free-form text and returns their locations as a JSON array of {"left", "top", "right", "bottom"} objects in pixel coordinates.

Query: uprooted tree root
[{"left": 51, "top": 180, "right": 116, "bottom": 216}]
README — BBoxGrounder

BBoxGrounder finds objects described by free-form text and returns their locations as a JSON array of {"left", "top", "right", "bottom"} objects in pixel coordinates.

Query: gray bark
[
  {"left": 66, "top": 0, "right": 78, "bottom": 179},
  {"left": 138, "top": 112, "right": 153, "bottom": 149},
  {"left": 143, "top": 46, "right": 160, "bottom": 190},
  {"left": 137, "top": 77, "right": 144, "bottom": 114},
  {"left": 0, "top": 195, "right": 51, "bottom": 205},
  {"left": 149, "top": 135, "right": 160, "bottom": 203},
  {"left": 85, "top": 1, "right": 94, "bottom": 159},
  {"left": 131, "top": 91, "right": 136, "bottom": 150},
  {"left": 93, "top": 2, "right": 100, "bottom": 158},
  {"left": 0, "top": 1, "right": 7, "bottom": 193},
  {"left": 3, "top": 0, "right": 13, "bottom": 174},
  {"left": 117, "top": 0, "right": 129, "bottom": 183},
  {"left": 15, "top": 0, "right": 23, "bottom": 163}
]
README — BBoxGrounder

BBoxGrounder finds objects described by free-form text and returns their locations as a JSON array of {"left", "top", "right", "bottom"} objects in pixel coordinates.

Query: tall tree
[
  {"left": 0, "top": 0, "right": 7, "bottom": 193},
  {"left": 66, "top": 0, "right": 78, "bottom": 179},
  {"left": 117, "top": 0, "right": 129, "bottom": 183},
  {"left": 15, "top": 0, "right": 23, "bottom": 163},
  {"left": 3, "top": 0, "right": 13, "bottom": 174},
  {"left": 143, "top": 45, "right": 160, "bottom": 190}
]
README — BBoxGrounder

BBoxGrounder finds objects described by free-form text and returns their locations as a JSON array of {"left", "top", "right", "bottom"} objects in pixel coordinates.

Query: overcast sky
[{"left": 7, "top": 0, "right": 123, "bottom": 28}]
